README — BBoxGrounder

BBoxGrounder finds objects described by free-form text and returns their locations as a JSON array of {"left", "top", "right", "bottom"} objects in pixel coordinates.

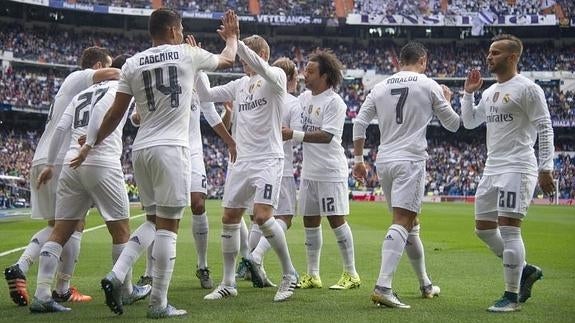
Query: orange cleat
[
  {"left": 52, "top": 286, "right": 93, "bottom": 303},
  {"left": 4, "top": 264, "right": 29, "bottom": 306}
]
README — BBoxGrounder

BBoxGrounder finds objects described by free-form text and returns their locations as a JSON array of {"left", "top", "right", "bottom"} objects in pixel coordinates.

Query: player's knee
[{"left": 191, "top": 202, "right": 205, "bottom": 215}]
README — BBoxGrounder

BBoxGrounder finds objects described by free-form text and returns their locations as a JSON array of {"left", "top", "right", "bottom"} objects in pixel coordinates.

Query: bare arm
[
  {"left": 211, "top": 123, "right": 237, "bottom": 163},
  {"left": 461, "top": 69, "right": 486, "bottom": 129},
  {"left": 92, "top": 68, "right": 121, "bottom": 83},
  {"left": 282, "top": 128, "right": 334, "bottom": 144}
]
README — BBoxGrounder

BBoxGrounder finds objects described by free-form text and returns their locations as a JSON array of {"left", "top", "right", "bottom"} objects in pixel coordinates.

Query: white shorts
[
  {"left": 133, "top": 146, "right": 190, "bottom": 218},
  {"left": 475, "top": 173, "right": 537, "bottom": 220},
  {"left": 30, "top": 164, "right": 63, "bottom": 220},
  {"left": 222, "top": 158, "right": 283, "bottom": 209},
  {"left": 246, "top": 176, "right": 297, "bottom": 216},
  {"left": 56, "top": 166, "right": 129, "bottom": 222},
  {"left": 298, "top": 179, "right": 349, "bottom": 216},
  {"left": 376, "top": 160, "right": 425, "bottom": 214},
  {"left": 189, "top": 153, "right": 207, "bottom": 195}
]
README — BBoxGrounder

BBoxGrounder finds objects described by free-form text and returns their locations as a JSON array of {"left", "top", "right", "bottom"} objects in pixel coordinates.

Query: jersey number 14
[{"left": 142, "top": 66, "right": 182, "bottom": 111}]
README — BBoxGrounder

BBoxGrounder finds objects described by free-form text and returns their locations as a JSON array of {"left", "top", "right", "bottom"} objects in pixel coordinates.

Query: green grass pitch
[{"left": 0, "top": 201, "right": 574, "bottom": 322}]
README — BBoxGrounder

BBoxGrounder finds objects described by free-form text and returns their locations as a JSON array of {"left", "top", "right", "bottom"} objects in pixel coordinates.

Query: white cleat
[
  {"left": 371, "top": 286, "right": 410, "bottom": 309},
  {"left": 147, "top": 304, "right": 187, "bottom": 318},
  {"left": 274, "top": 274, "right": 297, "bottom": 302},
  {"left": 421, "top": 284, "right": 440, "bottom": 298},
  {"left": 204, "top": 285, "right": 238, "bottom": 300}
]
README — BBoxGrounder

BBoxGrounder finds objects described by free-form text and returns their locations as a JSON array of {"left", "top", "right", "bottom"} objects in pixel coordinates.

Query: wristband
[
  {"left": 292, "top": 130, "right": 305, "bottom": 143},
  {"left": 354, "top": 155, "right": 364, "bottom": 163}
]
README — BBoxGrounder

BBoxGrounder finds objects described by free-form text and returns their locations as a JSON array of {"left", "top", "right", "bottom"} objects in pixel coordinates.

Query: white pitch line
[{"left": 0, "top": 213, "right": 145, "bottom": 257}]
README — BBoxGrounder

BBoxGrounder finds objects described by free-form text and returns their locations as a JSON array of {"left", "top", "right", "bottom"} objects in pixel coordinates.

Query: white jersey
[
  {"left": 32, "top": 69, "right": 96, "bottom": 166},
  {"left": 462, "top": 74, "right": 554, "bottom": 175},
  {"left": 353, "top": 71, "right": 460, "bottom": 163},
  {"left": 189, "top": 73, "right": 221, "bottom": 156},
  {"left": 282, "top": 93, "right": 300, "bottom": 177},
  {"left": 118, "top": 44, "right": 219, "bottom": 151},
  {"left": 298, "top": 88, "right": 347, "bottom": 182},
  {"left": 59, "top": 81, "right": 126, "bottom": 169},
  {"left": 196, "top": 40, "right": 285, "bottom": 162}
]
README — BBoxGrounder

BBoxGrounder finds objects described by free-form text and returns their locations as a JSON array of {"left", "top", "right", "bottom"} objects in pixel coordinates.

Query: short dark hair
[
  {"left": 491, "top": 34, "right": 523, "bottom": 57},
  {"left": 399, "top": 41, "right": 427, "bottom": 66},
  {"left": 149, "top": 8, "right": 181, "bottom": 39},
  {"left": 308, "top": 49, "right": 343, "bottom": 88},
  {"left": 272, "top": 57, "right": 296, "bottom": 82},
  {"left": 111, "top": 54, "right": 130, "bottom": 69},
  {"left": 79, "top": 46, "right": 111, "bottom": 69}
]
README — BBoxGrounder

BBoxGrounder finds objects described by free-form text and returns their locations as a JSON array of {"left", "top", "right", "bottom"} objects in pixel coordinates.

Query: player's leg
[
  {"left": 324, "top": 181, "right": 359, "bottom": 290},
  {"left": 5, "top": 164, "right": 59, "bottom": 306},
  {"left": 405, "top": 218, "right": 439, "bottom": 298},
  {"left": 371, "top": 161, "right": 417, "bottom": 309},
  {"left": 52, "top": 220, "right": 91, "bottom": 303},
  {"left": 299, "top": 179, "right": 323, "bottom": 289},
  {"left": 475, "top": 175, "right": 504, "bottom": 257}
]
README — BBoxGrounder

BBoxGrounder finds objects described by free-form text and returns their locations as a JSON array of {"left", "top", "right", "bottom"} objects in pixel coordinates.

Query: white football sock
[
  {"left": 251, "top": 218, "right": 287, "bottom": 265},
  {"left": 150, "top": 230, "right": 177, "bottom": 309},
  {"left": 113, "top": 221, "right": 156, "bottom": 282},
  {"left": 260, "top": 217, "right": 296, "bottom": 276},
  {"left": 333, "top": 222, "right": 357, "bottom": 276},
  {"left": 221, "top": 223, "right": 240, "bottom": 286},
  {"left": 238, "top": 217, "right": 250, "bottom": 259},
  {"left": 475, "top": 227, "right": 504, "bottom": 258},
  {"left": 55, "top": 231, "right": 82, "bottom": 294},
  {"left": 145, "top": 242, "right": 154, "bottom": 277},
  {"left": 17, "top": 226, "right": 53, "bottom": 274},
  {"left": 500, "top": 226, "right": 524, "bottom": 295},
  {"left": 248, "top": 222, "right": 262, "bottom": 251},
  {"left": 405, "top": 225, "right": 432, "bottom": 287},
  {"left": 35, "top": 241, "right": 62, "bottom": 302},
  {"left": 192, "top": 212, "right": 209, "bottom": 269},
  {"left": 304, "top": 226, "right": 322, "bottom": 277},
  {"left": 112, "top": 243, "right": 133, "bottom": 296},
  {"left": 376, "top": 224, "right": 408, "bottom": 288}
]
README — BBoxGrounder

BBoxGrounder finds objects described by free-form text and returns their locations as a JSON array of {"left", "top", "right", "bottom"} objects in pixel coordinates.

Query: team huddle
[{"left": 3, "top": 7, "right": 554, "bottom": 319}]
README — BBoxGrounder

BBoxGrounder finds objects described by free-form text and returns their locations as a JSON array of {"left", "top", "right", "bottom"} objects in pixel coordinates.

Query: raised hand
[
  {"left": 440, "top": 84, "right": 453, "bottom": 102},
  {"left": 464, "top": 69, "right": 483, "bottom": 93},
  {"left": 217, "top": 10, "right": 239, "bottom": 41}
]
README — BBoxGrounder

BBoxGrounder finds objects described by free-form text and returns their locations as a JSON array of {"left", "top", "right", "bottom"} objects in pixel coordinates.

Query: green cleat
[
  {"left": 329, "top": 272, "right": 360, "bottom": 290},
  {"left": 297, "top": 273, "right": 322, "bottom": 289}
]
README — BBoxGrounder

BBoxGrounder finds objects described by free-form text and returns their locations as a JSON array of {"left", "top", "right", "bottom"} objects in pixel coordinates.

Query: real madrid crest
[{"left": 502, "top": 93, "right": 510, "bottom": 103}]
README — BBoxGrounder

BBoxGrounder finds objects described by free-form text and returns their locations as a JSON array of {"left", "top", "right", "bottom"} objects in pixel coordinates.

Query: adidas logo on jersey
[
  {"left": 385, "top": 234, "right": 393, "bottom": 241},
  {"left": 129, "top": 236, "right": 141, "bottom": 245}
]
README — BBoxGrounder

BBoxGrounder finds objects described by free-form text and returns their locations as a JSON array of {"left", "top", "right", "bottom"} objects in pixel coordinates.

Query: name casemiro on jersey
[{"left": 139, "top": 52, "right": 180, "bottom": 66}]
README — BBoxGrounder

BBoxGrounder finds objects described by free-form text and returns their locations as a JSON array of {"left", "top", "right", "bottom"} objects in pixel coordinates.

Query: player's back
[
  {"left": 371, "top": 71, "right": 439, "bottom": 162},
  {"left": 64, "top": 80, "right": 125, "bottom": 168},
  {"left": 33, "top": 69, "right": 95, "bottom": 166},
  {"left": 120, "top": 44, "right": 217, "bottom": 151}
]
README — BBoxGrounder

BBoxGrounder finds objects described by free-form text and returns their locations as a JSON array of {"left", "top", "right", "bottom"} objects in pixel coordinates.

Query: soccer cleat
[
  {"left": 421, "top": 284, "right": 441, "bottom": 298},
  {"left": 29, "top": 297, "right": 71, "bottom": 313},
  {"left": 147, "top": 304, "right": 187, "bottom": 319},
  {"left": 204, "top": 285, "right": 238, "bottom": 300},
  {"left": 488, "top": 292, "right": 521, "bottom": 312},
  {"left": 136, "top": 275, "right": 153, "bottom": 287},
  {"left": 122, "top": 284, "right": 152, "bottom": 305},
  {"left": 274, "top": 274, "right": 297, "bottom": 302},
  {"left": 4, "top": 264, "right": 29, "bottom": 306},
  {"left": 371, "top": 286, "right": 410, "bottom": 309},
  {"left": 296, "top": 273, "right": 322, "bottom": 289},
  {"left": 235, "top": 258, "right": 251, "bottom": 280},
  {"left": 519, "top": 264, "right": 543, "bottom": 303},
  {"left": 196, "top": 267, "right": 214, "bottom": 289},
  {"left": 52, "top": 286, "right": 93, "bottom": 303},
  {"left": 101, "top": 272, "right": 123, "bottom": 315},
  {"left": 244, "top": 257, "right": 269, "bottom": 288},
  {"left": 329, "top": 272, "right": 361, "bottom": 290}
]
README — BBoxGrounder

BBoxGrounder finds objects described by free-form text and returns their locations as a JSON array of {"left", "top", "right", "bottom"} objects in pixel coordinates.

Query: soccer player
[
  {"left": 4, "top": 46, "right": 118, "bottom": 307},
  {"left": 462, "top": 34, "right": 554, "bottom": 312},
  {"left": 82, "top": 8, "right": 239, "bottom": 318},
  {"left": 30, "top": 54, "right": 150, "bottom": 313},
  {"left": 352, "top": 41, "right": 459, "bottom": 308},
  {"left": 242, "top": 57, "right": 300, "bottom": 288},
  {"left": 282, "top": 50, "right": 360, "bottom": 290},
  {"left": 197, "top": 35, "right": 298, "bottom": 302},
  {"left": 130, "top": 72, "right": 237, "bottom": 290}
]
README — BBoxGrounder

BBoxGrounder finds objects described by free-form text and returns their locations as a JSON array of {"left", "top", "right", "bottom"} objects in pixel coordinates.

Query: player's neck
[
  {"left": 310, "top": 84, "right": 330, "bottom": 96},
  {"left": 152, "top": 39, "right": 176, "bottom": 47},
  {"left": 496, "top": 69, "right": 517, "bottom": 83}
]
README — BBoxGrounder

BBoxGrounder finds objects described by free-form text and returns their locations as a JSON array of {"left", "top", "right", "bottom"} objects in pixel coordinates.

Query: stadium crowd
[{"left": 0, "top": 128, "right": 573, "bottom": 204}]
